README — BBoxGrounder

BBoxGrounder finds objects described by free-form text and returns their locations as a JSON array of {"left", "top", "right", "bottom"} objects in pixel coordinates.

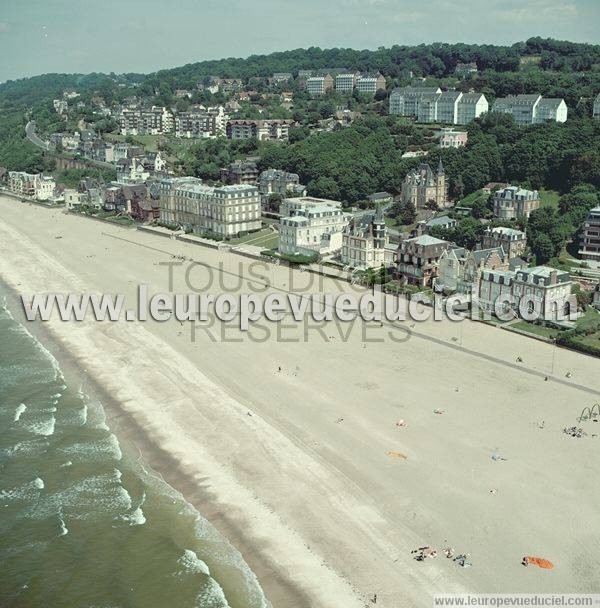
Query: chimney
[{"left": 549, "top": 270, "right": 558, "bottom": 285}]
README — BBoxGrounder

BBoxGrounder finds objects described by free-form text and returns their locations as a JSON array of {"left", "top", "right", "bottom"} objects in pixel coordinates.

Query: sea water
[{"left": 0, "top": 300, "right": 268, "bottom": 608}]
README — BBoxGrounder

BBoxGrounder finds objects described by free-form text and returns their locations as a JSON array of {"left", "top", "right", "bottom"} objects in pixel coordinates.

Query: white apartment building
[
  {"left": 390, "top": 87, "right": 487, "bottom": 124},
  {"left": 492, "top": 95, "right": 567, "bottom": 125},
  {"left": 389, "top": 87, "right": 441, "bottom": 117},
  {"left": 456, "top": 93, "right": 488, "bottom": 125},
  {"left": 594, "top": 93, "right": 600, "bottom": 119},
  {"left": 157, "top": 177, "right": 261, "bottom": 236},
  {"left": 436, "top": 91, "right": 462, "bottom": 124},
  {"left": 278, "top": 197, "right": 348, "bottom": 256}
]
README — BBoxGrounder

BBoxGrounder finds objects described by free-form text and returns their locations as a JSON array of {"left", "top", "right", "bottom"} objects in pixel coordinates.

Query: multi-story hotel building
[{"left": 156, "top": 177, "right": 261, "bottom": 237}]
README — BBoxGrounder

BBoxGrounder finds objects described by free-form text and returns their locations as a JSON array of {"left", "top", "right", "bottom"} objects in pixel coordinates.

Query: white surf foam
[
  {"left": 177, "top": 549, "right": 210, "bottom": 577},
  {"left": 14, "top": 403, "right": 27, "bottom": 422}
]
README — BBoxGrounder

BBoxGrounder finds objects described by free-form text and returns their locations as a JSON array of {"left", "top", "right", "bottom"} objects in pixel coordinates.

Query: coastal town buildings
[
  {"left": 278, "top": 197, "right": 347, "bottom": 256},
  {"left": 258, "top": 169, "right": 306, "bottom": 209},
  {"left": 579, "top": 206, "right": 600, "bottom": 262},
  {"left": 341, "top": 208, "right": 388, "bottom": 270},
  {"left": 157, "top": 177, "right": 261, "bottom": 236},
  {"left": 396, "top": 234, "right": 451, "bottom": 287},
  {"left": 306, "top": 74, "right": 334, "bottom": 96},
  {"left": 401, "top": 161, "right": 448, "bottom": 210},
  {"left": 481, "top": 226, "right": 528, "bottom": 258},
  {"left": 8, "top": 171, "right": 56, "bottom": 201},
  {"left": 437, "top": 128, "right": 468, "bottom": 148},
  {"left": 491, "top": 95, "right": 568, "bottom": 125},
  {"left": 492, "top": 185, "right": 541, "bottom": 219}
]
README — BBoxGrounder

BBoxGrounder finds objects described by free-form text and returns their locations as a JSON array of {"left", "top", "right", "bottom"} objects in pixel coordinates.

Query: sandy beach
[{"left": 1, "top": 194, "right": 600, "bottom": 607}]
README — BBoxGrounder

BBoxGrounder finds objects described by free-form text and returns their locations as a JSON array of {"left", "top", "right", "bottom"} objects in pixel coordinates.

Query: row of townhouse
[
  {"left": 64, "top": 180, "right": 160, "bottom": 221},
  {"left": 225, "top": 119, "right": 294, "bottom": 141},
  {"left": 156, "top": 177, "right": 261, "bottom": 237},
  {"left": 491, "top": 95, "right": 568, "bottom": 125},
  {"left": 397, "top": 225, "right": 528, "bottom": 289},
  {"left": 389, "top": 87, "right": 489, "bottom": 125},
  {"left": 7, "top": 171, "right": 56, "bottom": 201},
  {"left": 306, "top": 72, "right": 386, "bottom": 96}
]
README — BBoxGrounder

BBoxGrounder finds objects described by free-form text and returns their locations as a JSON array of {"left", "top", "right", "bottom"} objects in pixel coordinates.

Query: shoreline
[
  {"left": 2, "top": 195, "right": 600, "bottom": 605},
  {"left": 0, "top": 283, "right": 315, "bottom": 608}
]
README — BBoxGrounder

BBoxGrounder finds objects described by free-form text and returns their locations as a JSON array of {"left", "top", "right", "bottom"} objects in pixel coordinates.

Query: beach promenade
[{"left": 1, "top": 195, "right": 599, "bottom": 607}]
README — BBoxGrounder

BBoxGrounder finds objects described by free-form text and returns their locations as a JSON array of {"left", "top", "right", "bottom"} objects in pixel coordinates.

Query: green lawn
[
  {"left": 511, "top": 321, "right": 560, "bottom": 339},
  {"left": 539, "top": 188, "right": 560, "bottom": 209},
  {"left": 230, "top": 228, "right": 279, "bottom": 249},
  {"left": 459, "top": 189, "right": 486, "bottom": 207},
  {"left": 575, "top": 307, "right": 600, "bottom": 331}
]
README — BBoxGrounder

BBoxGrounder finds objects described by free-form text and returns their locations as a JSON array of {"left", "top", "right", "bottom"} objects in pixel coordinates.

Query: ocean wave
[
  {"left": 195, "top": 578, "right": 231, "bottom": 608},
  {"left": 57, "top": 434, "right": 122, "bottom": 463},
  {"left": 14, "top": 403, "right": 27, "bottom": 422},
  {"left": 23, "top": 414, "right": 56, "bottom": 437},
  {"left": 177, "top": 549, "right": 210, "bottom": 577},
  {"left": 0, "top": 477, "right": 45, "bottom": 501},
  {"left": 0, "top": 438, "right": 49, "bottom": 460}
]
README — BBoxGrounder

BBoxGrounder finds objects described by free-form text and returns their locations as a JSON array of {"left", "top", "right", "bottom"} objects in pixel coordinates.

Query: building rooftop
[{"left": 407, "top": 234, "right": 449, "bottom": 247}]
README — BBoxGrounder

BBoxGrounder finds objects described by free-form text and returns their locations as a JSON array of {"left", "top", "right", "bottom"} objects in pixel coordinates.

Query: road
[{"left": 25, "top": 121, "right": 52, "bottom": 151}]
